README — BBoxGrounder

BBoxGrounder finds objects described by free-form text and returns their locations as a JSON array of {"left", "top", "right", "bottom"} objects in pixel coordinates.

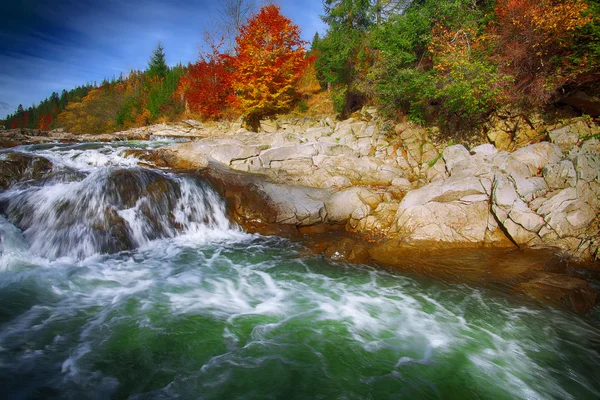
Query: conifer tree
[{"left": 147, "top": 42, "right": 168, "bottom": 79}]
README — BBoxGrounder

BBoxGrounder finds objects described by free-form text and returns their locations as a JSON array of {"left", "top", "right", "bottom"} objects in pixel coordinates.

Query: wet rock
[
  {"left": 0, "top": 153, "right": 53, "bottom": 189},
  {"left": 517, "top": 273, "right": 598, "bottom": 314},
  {"left": 153, "top": 145, "right": 209, "bottom": 169},
  {"left": 199, "top": 163, "right": 332, "bottom": 228},
  {"left": 324, "top": 237, "right": 370, "bottom": 263}
]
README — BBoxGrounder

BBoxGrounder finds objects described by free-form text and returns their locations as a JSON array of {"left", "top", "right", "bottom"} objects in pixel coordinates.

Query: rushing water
[{"left": 1, "top": 141, "right": 599, "bottom": 399}]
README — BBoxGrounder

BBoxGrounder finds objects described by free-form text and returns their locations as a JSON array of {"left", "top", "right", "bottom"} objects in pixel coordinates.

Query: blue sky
[{"left": 0, "top": 0, "right": 326, "bottom": 117}]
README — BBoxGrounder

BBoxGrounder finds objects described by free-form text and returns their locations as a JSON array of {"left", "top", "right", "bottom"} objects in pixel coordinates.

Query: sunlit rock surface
[{"left": 140, "top": 114, "right": 600, "bottom": 262}]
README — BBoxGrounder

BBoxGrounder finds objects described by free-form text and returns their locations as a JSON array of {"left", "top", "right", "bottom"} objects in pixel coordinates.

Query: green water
[
  {"left": 1, "top": 141, "right": 600, "bottom": 399},
  {"left": 1, "top": 231, "right": 599, "bottom": 399}
]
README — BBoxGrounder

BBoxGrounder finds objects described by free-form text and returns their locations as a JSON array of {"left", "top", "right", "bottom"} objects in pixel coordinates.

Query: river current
[{"left": 0, "top": 141, "right": 599, "bottom": 399}]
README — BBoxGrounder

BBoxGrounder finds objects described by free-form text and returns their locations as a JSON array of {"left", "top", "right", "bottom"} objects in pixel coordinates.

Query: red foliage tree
[
  {"left": 39, "top": 114, "right": 52, "bottom": 130},
  {"left": 179, "top": 38, "right": 233, "bottom": 119},
  {"left": 231, "top": 4, "right": 307, "bottom": 129}
]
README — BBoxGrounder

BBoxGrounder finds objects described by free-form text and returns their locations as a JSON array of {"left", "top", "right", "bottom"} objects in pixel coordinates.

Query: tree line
[
  {"left": 3, "top": 4, "right": 307, "bottom": 133},
  {"left": 314, "top": 0, "right": 599, "bottom": 128},
  {"left": 3, "top": 0, "right": 598, "bottom": 134}
]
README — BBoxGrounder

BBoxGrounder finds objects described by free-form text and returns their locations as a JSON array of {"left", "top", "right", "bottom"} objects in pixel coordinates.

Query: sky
[{"left": 0, "top": 0, "right": 327, "bottom": 118}]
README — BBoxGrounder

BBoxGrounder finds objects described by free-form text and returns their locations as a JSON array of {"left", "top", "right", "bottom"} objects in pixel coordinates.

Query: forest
[{"left": 2, "top": 0, "right": 599, "bottom": 133}]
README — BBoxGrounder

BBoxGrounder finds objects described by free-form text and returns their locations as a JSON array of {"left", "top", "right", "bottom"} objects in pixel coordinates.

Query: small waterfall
[{"left": 0, "top": 146, "right": 235, "bottom": 260}]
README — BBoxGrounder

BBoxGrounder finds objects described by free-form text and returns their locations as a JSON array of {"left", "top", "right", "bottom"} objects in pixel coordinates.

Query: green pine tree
[{"left": 147, "top": 42, "right": 168, "bottom": 79}]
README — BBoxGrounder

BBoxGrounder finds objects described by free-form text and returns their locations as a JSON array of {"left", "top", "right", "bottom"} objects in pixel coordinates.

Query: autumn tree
[
  {"left": 231, "top": 5, "right": 307, "bottom": 130},
  {"left": 178, "top": 37, "right": 233, "bottom": 119},
  {"left": 491, "top": 0, "right": 593, "bottom": 106},
  {"left": 56, "top": 85, "right": 126, "bottom": 133}
]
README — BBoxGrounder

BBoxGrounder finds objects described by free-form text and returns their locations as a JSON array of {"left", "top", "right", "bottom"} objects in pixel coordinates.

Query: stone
[
  {"left": 314, "top": 143, "right": 355, "bottom": 157},
  {"left": 200, "top": 164, "right": 331, "bottom": 228},
  {"left": 351, "top": 204, "right": 371, "bottom": 221},
  {"left": 536, "top": 184, "right": 598, "bottom": 239},
  {"left": 182, "top": 119, "right": 203, "bottom": 128},
  {"left": 304, "top": 126, "right": 332, "bottom": 142},
  {"left": 510, "top": 174, "right": 548, "bottom": 202},
  {"left": 425, "top": 157, "right": 448, "bottom": 183},
  {"left": 572, "top": 154, "right": 600, "bottom": 183},
  {"left": 548, "top": 125, "right": 581, "bottom": 152},
  {"left": 491, "top": 173, "right": 545, "bottom": 245},
  {"left": 442, "top": 144, "right": 471, "bottom": 174},
  {"left": 206, "top": 143, "right": 262, "bottom": 165},
  {"left": 356, "top": 137, "right": 373, "bottom": 156},
  {"left": 324, "top": 237, "right": 370, "bottom": 263},
  {"left": 421, "top": 142, "right": 440, "bottom": 166},
  {"left": 322, "top": 176, "right": 352, "bottom": 188},
  {"left": 0, "top": 153, "right": 53, "bottom": 189},
  {"left": 393, "top": 200, "right": 492, "bottom": 243},
  {"left": 487, "top": 129, "right": 513, "bottom": 151},
  {"left": 153, "top": 145, "right": 209, "bottom": 169},
  {"left": 580, "top": 138, "right": 600, "bottom": 154},
  {"left": 542, "top": 160, "right": 577, "bottom": 189},
  {"left": 260, "top": 119, "right": 279, "bottom": 133},
  {"left": 391, "top": 177, "right": 411, "bottom": 190},
  {"left": 400, "top": 175, "right": 490, "bottom": 208},
  {"left": 501, "top": 142, "right": 563, "bottom": 178},
  {"left": 259, "top": 144, "right": 318, "bottom": 166},
  {"left": 471, "top": 143, "right": 498, "bottom": 158},
  {"left": 325, "top": 187, "right": 381, "bottom": 223}
]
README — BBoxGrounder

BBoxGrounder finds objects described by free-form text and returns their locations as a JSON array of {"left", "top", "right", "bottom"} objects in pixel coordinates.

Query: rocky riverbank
[{"left": 136, "top": 112, "right": 600, "bottom": 261}]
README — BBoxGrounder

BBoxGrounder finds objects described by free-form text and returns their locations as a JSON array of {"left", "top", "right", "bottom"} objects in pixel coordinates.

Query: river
[{"left": 1, "top": 141, "right": 599, "bottom": 399}]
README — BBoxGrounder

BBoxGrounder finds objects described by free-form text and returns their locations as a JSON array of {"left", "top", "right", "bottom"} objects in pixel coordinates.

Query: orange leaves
[
  {"left": 491, "top": 0, "right": 593, "bottom": 106},
  {"left": 231, "top": 5, "right": 307, "bottom": 125},
  {"left": 495, "top": 0, "right": 591, "bottom": 50},
  {"left": 174, "top": 5, "right": 308, "bottom": 126},
  {"left": 38, "top": 114, "right": 52, "bottom": 130}
]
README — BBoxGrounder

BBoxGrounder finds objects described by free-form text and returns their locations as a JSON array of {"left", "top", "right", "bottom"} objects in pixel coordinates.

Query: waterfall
[{"left": 0, "top": 144, "right": 236, "bottom": 260}]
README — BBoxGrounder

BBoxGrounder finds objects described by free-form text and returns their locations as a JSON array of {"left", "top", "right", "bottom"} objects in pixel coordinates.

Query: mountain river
[{"left": 0, "top": 141, "right": 599, "bottom": 399}]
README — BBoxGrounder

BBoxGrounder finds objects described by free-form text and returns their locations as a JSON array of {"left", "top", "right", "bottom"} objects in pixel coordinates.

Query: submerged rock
[
  {"left": 0, "top": 153, "right": 53, "bottom": 190},
  {"left": 517, "top": 273, "right": 598, "bottom": 314}
]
